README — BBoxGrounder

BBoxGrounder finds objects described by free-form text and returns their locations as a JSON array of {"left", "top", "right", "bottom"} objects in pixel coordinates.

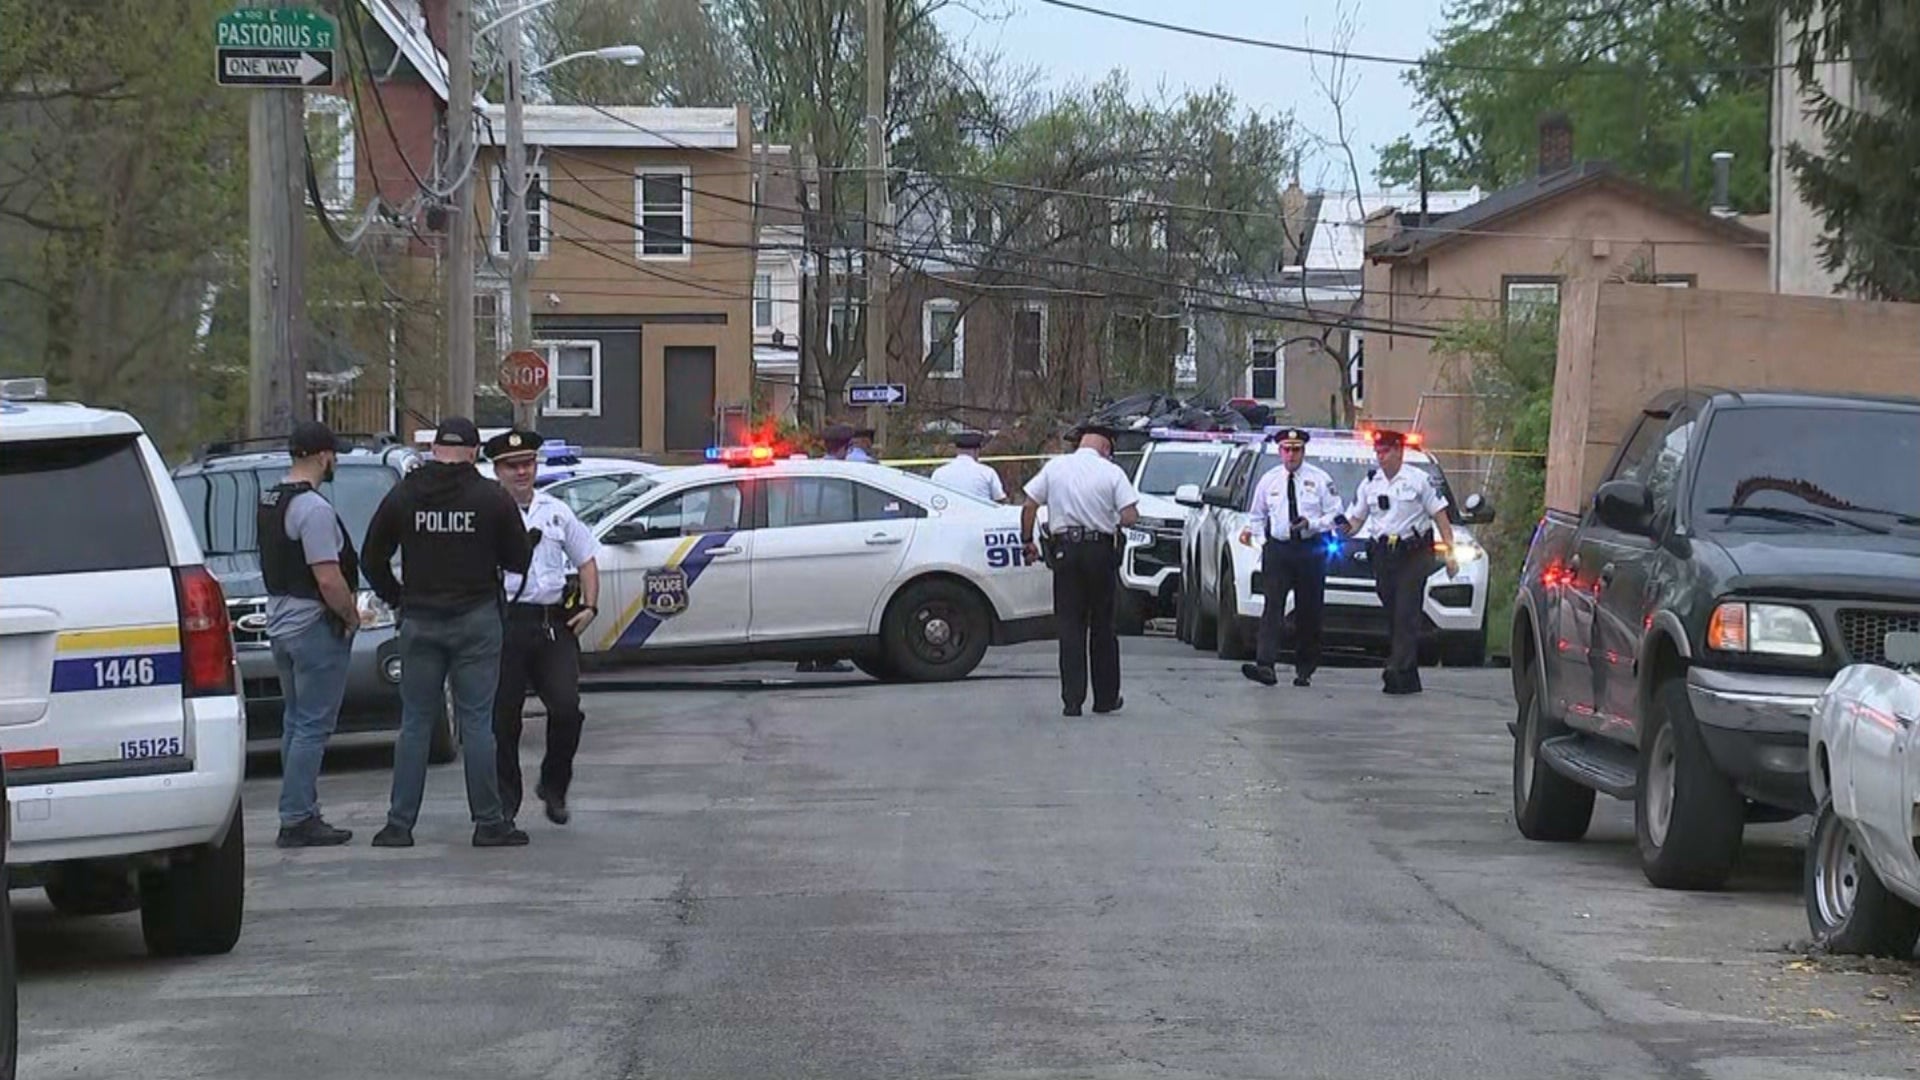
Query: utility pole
[
  {"left": 863, "top": 0, "right": 889, "bottom": 448},
  {"left": 504, "top": 6, "right": 536, "bottom": 428},
  {"left": 445, "top": 0, "right": 476, "bottom": 419},
  {"left": 247, "top": 0, "right": 308, "bottom": 437}
]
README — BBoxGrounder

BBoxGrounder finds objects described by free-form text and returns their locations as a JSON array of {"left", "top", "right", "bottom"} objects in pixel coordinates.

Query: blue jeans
[
  {"left": 387, "top": 603, "right": 507, "bottom": 829},
  {"left": 270, "top": 618, "right": 353, "bottom": 827}
]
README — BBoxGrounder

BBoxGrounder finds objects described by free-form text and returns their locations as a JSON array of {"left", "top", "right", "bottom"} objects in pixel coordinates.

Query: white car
[
  {"left": 570, "top": 447, "right": 1055, "bottom": 681},
  {"left": 1177, "top": 428, "right": 1494, "bottom": 666},
  {"left": 1116, "top": 434, "right": 1234, "bottom": 635},
  {"left": 1804, "top": 631, "right": 1920, "bottom": 957},
  {"left": 0, "top": 378, "right": 246, "bottom": 956}
]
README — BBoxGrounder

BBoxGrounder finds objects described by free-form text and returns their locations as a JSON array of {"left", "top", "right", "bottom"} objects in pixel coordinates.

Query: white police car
[
  {"left": 0, "top": 378, "right": 245, "bottom": 956},
  {"left": 1178, "top": 427, "right": 1495, "bottom": 666},
  {"left": 572, "top": 445, "right": 1055, "bottom": 680},
  {"left": 1116, "top": 433, "right": 1235, "bottom": 635}
]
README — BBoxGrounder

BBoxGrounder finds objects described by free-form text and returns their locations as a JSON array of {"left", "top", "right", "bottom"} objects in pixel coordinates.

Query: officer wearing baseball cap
[
  {"left": 1336, "top": 428, "right": 1460, "bottom": 694},
  {"left": 1239, "top": 427, "right": 1344, "bottom": 689},
  {"left": 362, "top": 417, "right": 534, "bottom": 846}
]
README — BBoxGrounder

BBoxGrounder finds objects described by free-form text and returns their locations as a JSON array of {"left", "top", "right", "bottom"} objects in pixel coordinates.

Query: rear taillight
[{"left": 174, "top": 565, "right": 235, "bottom": 697}]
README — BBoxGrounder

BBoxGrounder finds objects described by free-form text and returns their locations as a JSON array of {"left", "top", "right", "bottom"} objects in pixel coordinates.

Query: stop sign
[{"left": 498, "top": 349, "right": 549, "bottom": 404}]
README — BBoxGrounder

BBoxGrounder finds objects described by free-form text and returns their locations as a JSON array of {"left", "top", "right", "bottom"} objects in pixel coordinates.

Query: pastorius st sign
[{"left": 215, "top": 8, "right": 338, "bottom": 88}]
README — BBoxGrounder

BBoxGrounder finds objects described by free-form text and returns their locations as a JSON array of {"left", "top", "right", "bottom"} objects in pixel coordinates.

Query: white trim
[
  {"left": 357, "top": 0, "right": 452, "bottom": 102},
  {"left": 492, "top": 162, "right": 550, "bottom": 258},
  {"left": 305, "top": 96, "right": 355, "bottom": 210},
  {"left": 1015, "top": 300, "right": 1048, "bottom": 376},
  {"left": 635, "top": 166, "right": 693, "bottom": 261},
  {"left": 479, "top": 105, "right": 739, "bottom": 149},
  {"left": 537, "top": 339, "right": 602, "bottom": 417},
  {"left": 922, "top": 299, "right": 964, "bottom": 379}
]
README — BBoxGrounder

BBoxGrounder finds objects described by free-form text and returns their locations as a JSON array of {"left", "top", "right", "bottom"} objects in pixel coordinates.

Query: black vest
[{"left": 258, "top": 482, "right": 361, "bottom": 599}]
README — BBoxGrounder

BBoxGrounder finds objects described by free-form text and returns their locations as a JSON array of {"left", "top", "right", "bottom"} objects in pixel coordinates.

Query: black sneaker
[
  {"left": 1241, "top": 663, "right": 1278, "bottom": 686},
  {"left": 473, "top": 821, "right": 530, "bottom": 847},
  {"left": 276, "top": 817, "right": 352, "bottom": 848},
  {"left": 1063, "top": 703, "right": 1083, "bottom": 717},
  {"left": 535, "top": 782, "right": 570, "bottom": 826},
  {"left": 1293, "top": 674, "right": 1312, "bottom": 688},
  {"left": 370, "top": 823, "right": 414, "bottom": 848},
  {"left": 1092, "top": 696, "right": 1124, "bottom": 715}
]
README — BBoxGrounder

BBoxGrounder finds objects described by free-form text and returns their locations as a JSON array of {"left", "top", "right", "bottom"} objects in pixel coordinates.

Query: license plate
[{"left": 120, "top": 736, "right": 182, "bottom": 760}]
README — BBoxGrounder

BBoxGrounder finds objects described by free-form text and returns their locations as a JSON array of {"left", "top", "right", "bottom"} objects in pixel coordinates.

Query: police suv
[
  {"left": 1116, "top": 435, "right": 1235, "bottom": 635},
  {"left": 1177, "top": 427, "right": 1495, "bottom": 666},
  {"left": 570, "top": 446, "right": 1055, "bottom": 680},
  {"left": 0, "top": 379, "right": 246, "bottom": 956}
]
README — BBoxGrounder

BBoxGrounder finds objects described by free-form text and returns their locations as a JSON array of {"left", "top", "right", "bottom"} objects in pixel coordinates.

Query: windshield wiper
[
  {"left": 1704, "top": 505, "right": 1888, "bottom": 534},
  {"left": 1834, "top": 504, "right": 1920, "bottom": 527}
]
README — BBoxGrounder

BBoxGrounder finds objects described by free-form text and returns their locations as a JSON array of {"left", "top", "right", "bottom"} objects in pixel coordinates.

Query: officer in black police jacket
[{"left": 362, "top": 417, "right": 534, "bottom": 848}]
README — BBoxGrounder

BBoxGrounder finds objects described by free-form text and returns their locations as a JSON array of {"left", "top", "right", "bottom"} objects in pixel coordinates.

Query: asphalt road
[{"left": 15, "top": 638, "right": 1919, "bottom": 1079}]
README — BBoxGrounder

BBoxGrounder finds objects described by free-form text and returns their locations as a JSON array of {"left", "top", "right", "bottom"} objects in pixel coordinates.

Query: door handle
[
  {"left": 707, "top": 546, "right": 742, "bottom": 557},
  {"left": 1569, "top": 553, "right": 1582, "bottom": 572},
  {"left": 1599, "top": 563, "right": 1616, "bottom": 587},
  {"left": 864, "top": 534, "right": 904, "bottom": 546}
]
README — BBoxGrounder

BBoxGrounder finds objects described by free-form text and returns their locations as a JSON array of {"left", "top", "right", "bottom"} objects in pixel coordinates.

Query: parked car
[
  {"left": 1116, "top": 431, "right": 1235, "bottom": 634},
  {"left": 170, "top": 438, "right": 458, "bottom": 762},
  {"left": 0, "top": 377, "right": 246, "bottom": 956},
  {"left": 1804, "top": 630, "right": 1920, "bottom": 957},
  {"left": 1510, "top": 389, "right": 1920, "bottom": 891}
]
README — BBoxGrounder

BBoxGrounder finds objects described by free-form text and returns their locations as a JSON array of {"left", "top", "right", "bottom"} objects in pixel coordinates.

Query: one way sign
[
  {"left": 218, "top": 49, "right": 334, "bottom": 87},
  {"left": 846, "top": 383, "right": 907, "bottom": 406}
]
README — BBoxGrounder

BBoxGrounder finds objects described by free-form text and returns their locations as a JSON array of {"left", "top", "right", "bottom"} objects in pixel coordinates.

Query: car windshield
[
  {"left": 577, "top": 474, "right": 662, "bottom": 527},
  {"left": 173, "top": 462, "right": 397, "bottom": 553},
  {"left": 1691, "top": 407, "right": 1920, "bottom": 533},
  {"left": 1136, "top": 448, "right": 1222, "bottom": 495}
]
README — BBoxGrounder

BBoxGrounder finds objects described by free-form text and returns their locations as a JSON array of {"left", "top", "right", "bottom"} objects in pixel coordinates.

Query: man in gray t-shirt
[{"left": 258, "top": 421, "right": 363, "bottom": 848}]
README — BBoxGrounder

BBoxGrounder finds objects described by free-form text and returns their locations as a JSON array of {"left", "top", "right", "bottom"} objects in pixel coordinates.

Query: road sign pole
[
  {"left": 246, "top": 0, "right": 307, "bottom": 438},
  {"left": 504, "top": 3, "right": 537, "bottom": 430}
]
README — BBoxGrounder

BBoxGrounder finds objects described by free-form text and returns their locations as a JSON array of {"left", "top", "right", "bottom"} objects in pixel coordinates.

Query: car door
[
  {"left": 1599, "top": 413, "right": 1695, "bottom": 727},
  {"left": 1561, "top": 412, "right": 1666, "bottom": 731},
  {"left": 749, "top": 476, "right": 919, "bottom": 641},
  {"left": 591, "top": 480, "right": 752, "bottom": 656},
  {"left": 1202, "top": 449, "right": 1257, "bottom": 602}
]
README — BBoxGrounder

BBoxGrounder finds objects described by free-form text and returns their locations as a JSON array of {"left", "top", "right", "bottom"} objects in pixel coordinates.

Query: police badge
[{"left": 643, "top": 566, "right": 691, "bottom": 617}]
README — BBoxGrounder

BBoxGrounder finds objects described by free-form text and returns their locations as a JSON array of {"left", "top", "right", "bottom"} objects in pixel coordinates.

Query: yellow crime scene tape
[{"left": 876, "top": 447, "right": 1546, "bottom": 467}]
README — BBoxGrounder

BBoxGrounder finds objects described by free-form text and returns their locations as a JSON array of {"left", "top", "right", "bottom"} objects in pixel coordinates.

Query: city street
[{"left": 15, "top": 638, "right": 1919, "bottom": 1079}]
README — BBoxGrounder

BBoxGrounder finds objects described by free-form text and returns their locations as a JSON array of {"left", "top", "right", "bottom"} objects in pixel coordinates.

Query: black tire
[
  {"left": 1804, "top": 799, "right": 1920, "bottom": 958},
  {"left": 883, "top": 579, "right": 991, "bottom": 682},
  {"left": 1192, "top": 569, "right": 1219, "bottom": 651},
  {"left": 1511, "top": 667, "right": 1595, "bottom": 842},
  {"left": 428, "top": 682, "right": 458, "bottom": 765},
  {"left": 852, "top": 655, "right": 901, "bottom": 682},
  {"left": 1114, "top": 589, "right": 1148, "bottom": 637},
  {"left": 1442, "top": 628, "right": 1488, "bottom": 668},
  {"left": 0, "top": 866, "right": 14, "bottom": 1080},
  {"left": 1636, "top": 679, "right": 1745, "bottom": 891},
  {"left": 44, "top": 866, "right": 139, "bottom": 916},
  {"left": 1215, "top": 567, "right": 1254, "bottom": 661},
  {"left": 1174, "top": 575, "right": 1193, "bottom": 644},
  {"left": 139, "top": 803, "right": 245, "bottom": 958}
]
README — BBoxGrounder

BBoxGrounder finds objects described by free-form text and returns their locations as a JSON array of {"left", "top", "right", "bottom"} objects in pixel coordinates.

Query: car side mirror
[
  {"left": 1173, "top": 483, "right": 1203, "bottom": 509},
  {"left": 1887, "top": 631, "right": 1920, "bottom": 668},
  {"left": 1593, "top": 479, "right": 1654, "bottom": 536},
  {"left": 1201, "top": 484, "right": 1235, "bottom": 509},
  {"left": 1459, "top": 492, "right": 1494, "bottom": 525}
]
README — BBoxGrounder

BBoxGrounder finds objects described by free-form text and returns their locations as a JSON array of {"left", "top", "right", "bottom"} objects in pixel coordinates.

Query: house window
[
  {"left": 1014, "top": 303, "right": 1047, "bottom": 376},
  {"left": 492, "top": 161, "right": 548, "bottom": 257},
  {"left": 828, "top": 302, "right": 864, "bottom": 377},
  {"left": 1248, "top": 338, "right": 1283, "bottom": 404},
  {"left": 636, "top": 168, "right": 691, "bottom": 258},
  {"left": 537, "top": 339, "right": 601, "bottom": 417},
  {"left": 474, "top": 291, "right": 507, "bottom": 360},
  {"left": 304, "top": 96, "right": 354, "bottom": 209},
  {"left": 1503, "top": 277, "right": 1561, "bottom": 326},
  {"left": 1654, "top": 275, "right": 1696, "bottom": 288},
  {"left": 923, "top": 300, "right": 963, "bottom": 379},
  {"left": 1174, "top": 320, "right": 1197, "bottom": 388},
  {"left": 754, "top": 274, "right": 774, "bottom": 328}
]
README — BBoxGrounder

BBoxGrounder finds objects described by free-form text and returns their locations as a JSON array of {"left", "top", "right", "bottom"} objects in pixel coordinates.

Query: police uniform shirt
[
  {"left": 1347, "top": 465, "right": 1449, "bottom": 540},
  {"left": 1247, "top": 461, "right": 1342, "bottom": 541},
  {"left": 845, "top": 446, "right": 876, "bottom": 463},
  {"left": 929, "top": 453, "right": 1005, "bottom": 503},
  {"left": 1023, "top": 448, "right": 1139, "bottom": 533},
  {"left": 502, "top": 490, "right": 599, "bottom": 605}
]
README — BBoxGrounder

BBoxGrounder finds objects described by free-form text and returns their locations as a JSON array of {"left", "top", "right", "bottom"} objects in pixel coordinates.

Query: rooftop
[{"left": 479, "top": 105, "right": 740, "bottom": 150}]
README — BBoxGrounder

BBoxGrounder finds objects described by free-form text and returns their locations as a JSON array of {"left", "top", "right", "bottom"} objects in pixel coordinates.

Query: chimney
[
  {"left": 1537, "top": 112, "right": 1573, "bottom": 175},
  {"left": 1710, "top": 151, "right": 1734, "bottom": 217}
]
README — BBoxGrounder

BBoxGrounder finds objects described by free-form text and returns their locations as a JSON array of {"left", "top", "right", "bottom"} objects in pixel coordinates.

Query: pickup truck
[{"left": 1509, "top": 388, "right": 1920, "bottom": 891}]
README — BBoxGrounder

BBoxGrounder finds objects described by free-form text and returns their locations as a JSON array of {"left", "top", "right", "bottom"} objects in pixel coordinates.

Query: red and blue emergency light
[{"left": 706, "top": 445, "right": 778, "bottom": 466}]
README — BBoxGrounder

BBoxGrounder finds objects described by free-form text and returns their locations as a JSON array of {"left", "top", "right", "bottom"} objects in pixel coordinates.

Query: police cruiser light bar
[
  {"left": 0, "top": 376, "right": 48, "bottom": 401},
  {"left": 706, "top": 445, "right": 778, "bottom": 466},
  {"left": 1145, "top": 428, "right": 1237, "bottom": 442}
]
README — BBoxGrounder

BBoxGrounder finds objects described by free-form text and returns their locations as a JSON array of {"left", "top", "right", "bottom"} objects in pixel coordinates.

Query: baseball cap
[
  {"left": 434, "top": 417, "right": 481, "bottom": 447},
  {"left": 289, "top": 420, "right": 342, "bottom": 458}
]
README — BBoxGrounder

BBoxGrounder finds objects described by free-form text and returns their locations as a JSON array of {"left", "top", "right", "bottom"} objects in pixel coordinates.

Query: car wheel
[
  {"left": 852, "top": 655, "right": 901, "bottom": 682},
  {"left": 139, "top": 802, "right": 245, "bottom": 957},
  {"left": 883, "top": 579, "right": 991, "bottom": 682},
  {"left": 1511, "top": 666, "right": 1595, "bottom": 842},
  {"left": 1114, "top": 589, "right": 1147, "bottom": 637},
  {"left": 1215, "top": 567, "right": 1254, "bottom": 661},
  {"left": 1442, "top": 628, "right": 1488, "bottom": 668},
  {"left": 1174, "top": 576, "right": 1193, "bottom": 644},
  {"left": 1804, "top": 798, "right": 1920, "bottom": 957},
  {"left": 1192, "top": 570, "right": 1218, "bottom": 651},
  {"left": 1635, "top": 679, "right": 1745, "bottom": 891},
  {"left": 428, "top": 681, "right": 458, "bottom": 765},
  {"left": 45, "top": 866, "right": 140, "bottom": 916}
]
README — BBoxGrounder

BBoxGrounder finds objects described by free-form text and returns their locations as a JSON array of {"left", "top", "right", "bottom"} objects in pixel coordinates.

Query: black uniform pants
[
  {"left": 1052, "top": 539, "right": 1122, "bottom": 710},
  {"left": 1371, "top": 537, "right": 1435, "bottom": 690},
  {"left": 1256, "top": 538, "right": 1327, "bottom": 675},
  {"left": 493, "top": 603, "right": 585, "bottom": 819}
]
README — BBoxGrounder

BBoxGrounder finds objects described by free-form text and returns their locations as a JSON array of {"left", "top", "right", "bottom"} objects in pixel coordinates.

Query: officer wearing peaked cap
[
  {"left": 848, "top": 426, "right": 878, "bottom": 463},
  {"left": 1240, "top": 427, "right": 1343, "bottom": 689},
  {"left": 1337, "top": 428, "right": 1459, "bottom": 695},
  {"left": 929, "top": 430, "right": 1006, "bottom": 503}
]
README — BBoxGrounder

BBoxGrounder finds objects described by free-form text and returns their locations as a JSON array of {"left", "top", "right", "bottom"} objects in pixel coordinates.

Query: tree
[
  {"left": 1379, "top": 0, "right": 1772, "bottom": 211},
  {"left": 1780, "top": 0, "right": 1920, "bottom": 300},
  {"left": 526, "top": 0, "right": 748, "bottom": 108}
]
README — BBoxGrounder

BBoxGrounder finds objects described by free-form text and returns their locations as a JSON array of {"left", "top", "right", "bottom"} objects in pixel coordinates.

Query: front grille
[
  {"left": 1837, "top": 608, "right": 1920, "bottom": 666},
  {"left": 228, "top": 598, "right": 269, "bottom": 647}
]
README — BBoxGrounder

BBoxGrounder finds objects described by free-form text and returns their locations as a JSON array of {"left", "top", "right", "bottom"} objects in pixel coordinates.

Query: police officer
[
  {"left": 260, "top": 421, "right": 360, "bottom": 848},
  {"left": 928, "top": 430, "right": 1006, "bottom": 503},
  {"left": 849, "top": 426, "right": 878, "bottom": 462},
  {"left": 799, "top": 423, "right": 858, "bottom": 673},
  {"left": 1238, "top": 427, "right": 1343, "bottom": 689},
  {"left": 363, "top": 417, "right": 534, "bottom": 847},
  {"left": 1021, "top": 423, "right": 1140, "bottom": 716},
  {"left": 1337, "top": 429, "right": 1460, "bottom": 695},
  {"left": 485, "top": 429, "right": 601, "bottom": 827}
]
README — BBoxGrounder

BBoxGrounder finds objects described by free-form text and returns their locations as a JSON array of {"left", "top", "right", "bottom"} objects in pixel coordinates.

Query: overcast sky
[{"left": 935, "top": 0, "right": 1448, "bottom": 190}]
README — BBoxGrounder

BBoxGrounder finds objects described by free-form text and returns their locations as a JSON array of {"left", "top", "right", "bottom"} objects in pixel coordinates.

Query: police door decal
[{"left": 602, "top": 531, "right": 738, "bottom": 650}]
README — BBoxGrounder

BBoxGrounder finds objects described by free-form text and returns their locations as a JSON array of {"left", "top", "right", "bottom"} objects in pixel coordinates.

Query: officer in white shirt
[
  {"left": 485, "top": 429, "right": 602, "bottom": 825},
  {"left": 1021, "top": 423, "right": 1140, "bottom": 716},
  {"left": 929, "top": 430, "right": 1006, "bottom": 503},
  {"left": 1238, "top": 427, "right": 1344, "bottom": 688},
  {"left": 1337, "top": 429, "right": 1459, "bottom": 695}
]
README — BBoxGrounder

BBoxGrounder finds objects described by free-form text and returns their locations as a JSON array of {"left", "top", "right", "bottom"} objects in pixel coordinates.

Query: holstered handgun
[{"left": 1038, "top": 524, "right": 1064, "bottom": 570}]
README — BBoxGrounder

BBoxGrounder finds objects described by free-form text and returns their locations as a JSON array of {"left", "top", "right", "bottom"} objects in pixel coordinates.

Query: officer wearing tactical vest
[
  {"left": 260, "top": 420, "right": 361, "bottom": 848},
  {"left": 1336, "top": 428, "right": 1460, "bottom": 695},
  {"left": 363, "top": 417, "right": 534, "bottom": 847}
]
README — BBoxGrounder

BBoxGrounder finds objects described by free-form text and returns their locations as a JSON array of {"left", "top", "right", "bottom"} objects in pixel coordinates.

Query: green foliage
[{"left": 527, "top": 0, "right": 748, "bottom": 108}]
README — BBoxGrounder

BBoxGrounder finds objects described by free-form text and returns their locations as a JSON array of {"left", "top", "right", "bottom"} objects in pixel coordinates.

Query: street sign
[
  {"left": 498, "top": 349, "right": 550, "bottom": 404},
  {"left": 215, "top": 8, "right": 338, "bottom": 88},
  {"left": 846, "top": 383, "right": 907, "bottom": 406}
]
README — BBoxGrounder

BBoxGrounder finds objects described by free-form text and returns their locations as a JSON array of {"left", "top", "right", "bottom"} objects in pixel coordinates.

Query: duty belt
[
  {"left": 1371, "top": 530, "right": 1434, "bottom": 549},
  {"left": 1055, "top": 526, "right": 1114, "bottom": 543}
]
